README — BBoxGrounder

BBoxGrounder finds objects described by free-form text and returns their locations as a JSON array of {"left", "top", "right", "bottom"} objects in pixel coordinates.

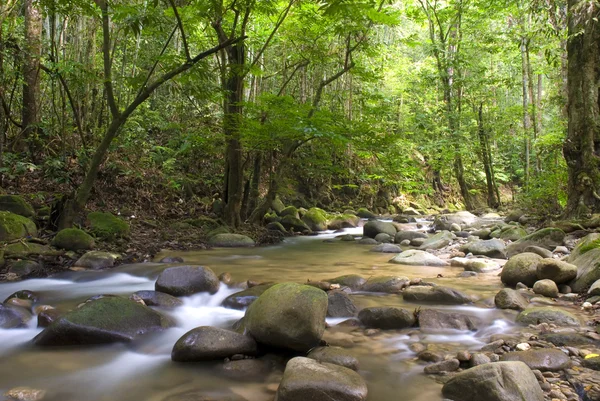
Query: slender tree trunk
[
  {"left": 478, "top": 103, "right": 499, "bottom": 208},
  {"left": 520, "top": 37, "right": 532, "bottom": 188},
  {"left": 563, "top": 0, "right": 600, "bottom": 217},
  {"left": 21, "top": 0, "right": 42, "bottom": 158}
]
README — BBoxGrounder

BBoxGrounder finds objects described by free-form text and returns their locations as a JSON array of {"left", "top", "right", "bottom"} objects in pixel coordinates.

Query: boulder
[
  {"left": 357, "top": 307, "right": 415, "bottom": 329},
  {"left": 131, "top": 291, "right": 183, "bottom": 308},
  {"left": 242, "top": 283, "right": 327, "bottom": 352},
  {"left": 418, "top": 231, "right": 453, "bottom": 250},
  {"left": 516, "top": 307, "right": 580, "bottom": 327},
  {"left": 208, "top": 233, "right": 255, "bottom": 247},
  {"left": 362, "top": 221, "right": 396, "bottom": 239},
  {"left": 281, "top": 215, "right": 310, "bottom": 232},
  {"left": 0, "top": 195, "right": 34, "bottom": 217},
  {"left": 356, "top": 208, "right": 376, "bottom": 219},
  {"left": 74, "top": 251, "right": 119, "bottom": 270},
  {"left": 0, "top": 211, "right": 37, "bottom": 241},
  {"left": 86, "top": 211, "right": 130, "bottom": 240},
  {"left": 499, "top": 226, "right": 528, "bottom": 241},
  {"left": 501, "top": 253, "right": 543, "bottom": 287},
  {"left": 460, "top": 239, "right": 507, "bottom": 259},
  {"left": 52, "top": 228, "right": 95, "bottom": 251},
  {"left": 8, "top": 260, "right": 42, "bottom": 276},
  {"left": 0, "top": 304, "right": 32, "bottom": 328},
  {"left": 433, "top": 211, "right": 478, "bottom": 231},
  {"left": 272, "top": 197, "right": 285, "bottom": 214},
  {"left": 506, "top": 228, "right": 566, "bottom": 258},
  {"left": 450, "top": 257, "right": 500, "bottom": 273},
  {"left": 222, "top": 283, "right": 275, "bottom": 309},
  {"left": 567, "top": 233, "right": 600, "bottom": 292},
  {"left": 441, "top": 361, "right": 544, "bottom": 401},
  {"left": 361, "top": 276, "right": 409, "bottom": 293},
  {"left": 494, "top": 289, "right": 528, "bottom": 310},
  {"left": 307, "top": 347, "right": 359, "bottom": 371},
  {"left": 373, "top": 233, "right": 393, "bottom": 243},
  {"left": 219, "top": 358, "right": 272, "bottom": 381},
  {"left": 424, "top": 359, "right": 460, "bottom": 374},
  {"left": 417, "top": 309, "right": 479, "bottom": 331},
  {"left": 328, "top": 275, "right": 366, "bottom": 291},
  {"left": 589, "top": 279, "right": 600, "bottom": 296},
  {"left": 394, "top": 230, "right": 427, "bottom": 244},
  {"left": 328, "top": 214, "right": 360, "bottom": 230},
  {"left": 536, "top": 258, "right": 577, "bottom": 284},
  {"left": 34, "top": 297, "right": 172, "bottom": 345},
  {"left": 403, "top": 286, "right": 472, "bottom": 305},
  {"left": 500, "top": 349, "right": 571, "bottom": 371},
  {"left": 389, "top": 250, "right": 447, "bottom": 267},
  {"left": 302, "top": 208, "right": 329, "bottom": 232},
  {"left": 327, "top": 291, "right": 358, "bottom": 317},
  {"left": 280, "top": 206, "right": 299, "bottom": 218},
  {"left": 266, "top": 221, "right": 286, "bottom": 233},
  {"left": 371, "top": 244, "right": 401, "bottom": 254},
  {"left": 276, "top": 357, "right": 368, "bottom": 401},
  {"left": 171, "top": 326, "right": 258, "bottom": 362},
  {"left": 524, "top": 246, "right": 553, "bottom": 258},
  {"left": 155, "top": 265, "right": 220, "bottom": 296},
  {"left": 532, "top": 279, "right": 559, "bottom": 298}
]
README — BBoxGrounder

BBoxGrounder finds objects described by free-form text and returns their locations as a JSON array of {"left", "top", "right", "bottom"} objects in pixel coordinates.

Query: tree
[{"left": 563, "top": 0, "right": 600, "bottom": 217}]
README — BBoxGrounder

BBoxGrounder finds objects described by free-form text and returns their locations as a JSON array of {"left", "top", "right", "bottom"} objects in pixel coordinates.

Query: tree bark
[
  {"left": 563, "top": 0, "right": 600, "bottom": 217},
  {"left": 478, "top": 103, "right": 499, "bottom": 208},
  {"left": 21, "top": 0, "right": 42, "bottom": 158}
]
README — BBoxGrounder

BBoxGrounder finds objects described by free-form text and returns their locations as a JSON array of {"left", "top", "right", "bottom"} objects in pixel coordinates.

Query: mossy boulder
[
  {"left": 75, "top": 251, "right": 119, "bottom": 269},
  {"left": 516, "top": 307, "right": 580, "bottom": 327},
  {"left": 3, "top": 242, "right": 61, "bottom": 258},
  {"left": 501, "top": 253, "right": 543, "bottom": 287},
  {"left": 499, "top": 226, "right": 528, "bottom": 241},
  {"left": 87, "top": 212, "right": 130, "bottom": 240},
  {"left": 301, "top": 208, "right": 328, "bottom": 232},
  {"left": 0, "top": 195, "right": 35, "bottom": 217},
  {"left": 208, "top": 233, "right": 255, "bottom": 248},
  {"left": 33, "top": 296, "right": 173, "bottom": 346},
  {"left": 0, "top": 211, "right": 37, "bottom": 241},
  {"left": 279, "top": 206, "right": 299, "bottom": 219},
  {"left": 356, "top": 208, "right": 376, "bottom": 219},
  {"left": 506, "top": 228, "right": 565, "bottom": 258},
  {"left": 363, "top": 220, "right": 396, "bottom": 239},
  {"left": 241, "top": 283, "right": 327, "bottom": 352},
  {"left": 280, "top": 215, "right": 310, "bottom": 232},
  {"left": 264, "top": 212, "right": 281, "bottom": 224},
  {"left": 568, "top": 233, "right": 600, "bottom": 292},
  {"left": 52, "top": 228, "right": 95, "bottom": 251},
  {"left": 271, "top": 197, "right": 285, "bottom": 214},
  {"left": 327, "top": 214, "right": 360, "bottom": 230}
]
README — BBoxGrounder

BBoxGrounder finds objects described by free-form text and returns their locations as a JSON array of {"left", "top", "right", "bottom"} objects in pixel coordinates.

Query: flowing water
[{"left": 0, "top": 224, "right": 527, "bottom": 401}]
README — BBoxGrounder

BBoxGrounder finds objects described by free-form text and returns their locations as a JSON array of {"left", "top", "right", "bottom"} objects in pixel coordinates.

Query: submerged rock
[
  {"left": 358, "top": 307, "right": 415, "bottom": 330},
  {"left": 307, "top": 346, "right": 359, "bottom": 371},
  {"left": 417, "top": 309, "right": 480, "bottom": 331},
  {"left": 222, "top": 283, "right": 275, "bottom": 310},
  {"left": 0, "top": 304, "right": 32, "bottom": 329},
  {"left": 361, "top": 276, "right": 409, "bottom": 293},
  {"left": 389, "top": 250, "right": 447, "bottom": 267},
  {"left": 500, "top": 349, "right": 571, "bottom": 371},
  {"left": 155, "top": 265, "right": 220, "bottom": 296},
  {"left": 370, "top": 243, "right": 401, "bottom": 253},
  {"left": 441, "top": 361, "right": 544, "bottom": 401},
  {"left": 276, "top": 357, "right": 368, "bottom": 401},
  {"left": 241, "top": 283, "right": 327, "bottom": 352},
  {"left": 460, "top": 239, "right": 507, "bottom": 259},
  {"left": 403, "top": 286, "right": 472, "bottom": 305},
  {"left": 171, "top": 326, "right": 257, "bottom": 362},
  {"left": 34, "top": 297, "right": 173, "bottom": 346},
  {"left": 516, "top": 307, "right": 580, "bottom": 327},
  {"left": 451, "top": 257, "right": 500, "bottom": 273}
]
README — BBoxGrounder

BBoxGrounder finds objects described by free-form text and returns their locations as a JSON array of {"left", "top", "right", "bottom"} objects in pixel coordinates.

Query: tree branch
[
  {"left": 167, "top": 0, "right": 190, "bottom": 60},
  {"left": 95, "top": 0, "right": 119, "bottom": 119}
]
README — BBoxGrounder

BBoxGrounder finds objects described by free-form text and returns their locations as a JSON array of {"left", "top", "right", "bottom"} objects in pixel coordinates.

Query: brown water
[{"left": 0, "top": 227, "right": 526, "bottom": 401}]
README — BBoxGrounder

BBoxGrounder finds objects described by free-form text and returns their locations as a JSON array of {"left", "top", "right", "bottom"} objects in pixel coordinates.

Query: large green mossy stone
[
  {"left": 0, "top": 211, "right": 37, "bottom": 241},
  {"left": 569, "top": 233, "right": 600, "bottom": 291},
  {"left": 87, "top": 212, "right": 130, "bottom": 240},
  {"left": 52, "top": 228, "right": 95, "bottom": 251},
  {"left": 0, "top": 195, "right": 35, "bottom": 217},
  {"left": 301, "top": 208, "right": 328, "bottom": 232}
]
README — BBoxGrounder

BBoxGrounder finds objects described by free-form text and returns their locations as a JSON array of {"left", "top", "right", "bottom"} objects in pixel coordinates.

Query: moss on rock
[
  {"left": 0, "top": 211, "right": 37, "bottom": 241},
  {"left": 87, "top": 212, "right": 130, "bottom": 240},
  {"left": 301, "top": 207, "right": 328, "bottom": 231},
  {"left": 52, "top": 228, "right": 95, "bottom": 251},
  {"left": 0, "top": 195, "right": 35, "bottom": 217}
]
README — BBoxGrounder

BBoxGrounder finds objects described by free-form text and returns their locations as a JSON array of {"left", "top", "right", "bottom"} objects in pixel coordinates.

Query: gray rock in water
[
  {"left": 155, "top": 265, "right": 220, "bottom": 296},
  {"left": 494, "top": 288, "right": 529, "bottom": 311},
  {"left": 500, "top": 349, "right": 571, "bottom": 371},
  {"left": 501, "top": 253, "right": 542, "bottom": 287},
  {"left": 461, "top": 239, "right": 507, "bottom": 259},
  {"left": 433, "top": 212, "right": 478, "bottom": 231},
  {"left": 131, "top": 290, "right": 183, "bottom": 308},
  {"left": 442, "top": 361, "right": 544, "bottom": 401},
  {"left": 242, "top": 283, "right": 327, "bottom": 352},
  {"left": 307, "top": 346, "right": 359, "bottom": 371},
  {"left": 370, "top": 243, "right": 401, "bottom": 253},
  {"left": 328, "top": 275, "right": 366, "bottom": 291},
  {"left": 34, "top": 297, "right": 173, "bottom": 346},
  {"left": 218, "top": 358, "right": 272, "bottom": 381},
  {"left": 358, "top": 238, "right": 378, "bottom": 245},
  {"left": 524, "top": 246, "right": 553, "bottom": 258},
  {"left": 374, "top": 233, "right": 393, "bottom": 243},
  {"left": 361, "top": 276, "right": 409, "bottom": 293},
  {"left": 516, "top": 307, "right": 580, "bottom": 327},
  {"left": 540, "top": 333, "right": 598, "bottom": 347},
  {"left": 394, "top": 230, "right": 427, "bottom": 244},
  {"left": 470, "top": 352, "right": 491, "bottom": 367},
  {"left": 358, "top": 307, "right": 415, "bottom": 330},
  {"left": 208, "top": 233, "right": 255, "bottom": 247},
  {"left": 0, "top": 304, "right": 32, "bottom": 328},
  {"left": 419, "top": 231, "right": 453, "bottom": 250},
  {"left": 424, "top": 358, "right": 460, "bottom": 374},
  {"left": 222, "top": 283, "right": 274, "bottom": 310},
  {"left": 171, "top": 326, "right": 258, "bottom": 362},
  {"left": 74, "top": 251, "right": 118, "bottom": 269},
  {"left": 506, "top": 228, "right": 566, "bottom": 258},
  {"left": 389, "top": 250, "right": 448, "bottom": 266},
  {"left": 327, "top": 291, "right": 358, "bottom": 317},
  {"left": 532, "top": 279, "right": 559, "bottom": 298},
  {"left": 450, "top": 257, "right": 500, "bottom": 273},
  {"left": 403, "top": 286, "right": 472, "bottom": 305},
  {"left": 536, "top": 258, "right": 577, "bottom": 284},
  {"left": 418, "top": 309, "right": 480, "bottom": 331},
  {"left": 276, "top": 357, "right": 368, "bottom": 401},
  {"left": 363, "top": 221, "right": 396, "bottom": 239}
]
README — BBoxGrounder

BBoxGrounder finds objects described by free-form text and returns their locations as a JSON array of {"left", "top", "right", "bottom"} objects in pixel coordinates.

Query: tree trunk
[
  {"left": 21, "top": 0, "right": 42, "bottom": 158},
  {"left": 478, "top": 103, "right": 499, "bottom": 208},
  {"left": 245, "top": 152, "right": 262, "bottom": 220},
  {"left": 563, "top": 0, "right": 600, "bottom": 217},
  {"left": 520, "top": 37, "right": 531, "bottom": 188}
]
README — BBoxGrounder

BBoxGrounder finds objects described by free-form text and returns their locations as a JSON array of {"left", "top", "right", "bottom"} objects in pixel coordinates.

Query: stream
[{"left": 0, "top": 223, "right": 527, "bottom": 401}]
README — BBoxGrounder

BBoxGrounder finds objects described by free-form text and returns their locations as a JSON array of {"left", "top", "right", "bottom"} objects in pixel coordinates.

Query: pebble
[{"left": 516, "top": 342, "right": 531, "bottom": 351}]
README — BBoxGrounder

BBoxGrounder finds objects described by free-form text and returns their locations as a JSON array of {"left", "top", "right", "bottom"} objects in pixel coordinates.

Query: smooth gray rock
[
  {"left": 403, "top": 286, "right": 472, "bottom": 305},
  {"left": 155, "top": 265, "right": 220, "bottom": 296},
  {"left": 389, "top": 250, "right": 448, "bottom": 266},
  {"left": 418, "top": 309, "right": 480, "bottom": 331},
  {"left": 501, "top": 253, "right": 542, "bottom": 287},
  {"left": 394, "top": 231, "right": 427, "bottom": 244},
  {"left": 516, "top": 307, "right": 580, "bottom": 327},
  {"left": 500, "top": 349, "right": 571, "bottom": 371},
  {"left": 327, "top": 291, "right": 358, "bottom": 318},
  {"left": 358, "top": 307, "right": 415, "bottom": 330},
  {"left": 171, "top": 326, "right": 258, "bottom": 362},
  {"left": 536, "top": 258, "right": 577, "bottom": 284},
  {"left": 370, "top": 243, "right": 401, "bottom": 253},
  {"left": 307, "top": 346, "right": 359, "bottom": 371},
  {"left": 74, "top": 251, "right": 118, "bottom": 269},
  {"left": 361, "top": 276, "right": 409, "bottom": 293},
  {"left": 131, "top": 291, "right": 183, "bottom": 308},
  {"left": 494, "top": 288, "right": 529, "bottom": 311},
  {"left": 363, "top": 221, "right": 396, "bottom": 239},
  {"left": 532, "top": 279, "right": 559, "bottom": 298},
  {"left": 461, "top": 239, "right": 507, "bottom": 259},
  {"left": 419, "top": 231, "right": 453, "bottom": 250},
  {"left": 328, "top": 275, "right": 366, "bottom": 291},
  {"left": 424, "top": 358, "right": 460, "bottom": 374}
]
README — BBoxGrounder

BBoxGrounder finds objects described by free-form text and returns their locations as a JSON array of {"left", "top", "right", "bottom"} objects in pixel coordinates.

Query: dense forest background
[{"left": 0, "top": 0, "right": 594, "bottom": 226}]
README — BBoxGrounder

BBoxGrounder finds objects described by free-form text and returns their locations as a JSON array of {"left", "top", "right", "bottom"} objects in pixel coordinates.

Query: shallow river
[{"left": 0, "top": 225, "right": 525, "bottom": 401}]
